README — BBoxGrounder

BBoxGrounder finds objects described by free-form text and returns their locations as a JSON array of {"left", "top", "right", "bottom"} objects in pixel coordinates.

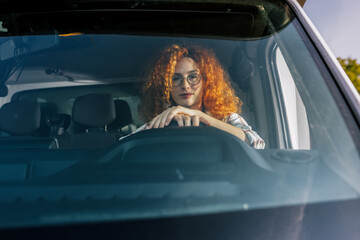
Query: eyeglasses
[{"left": 172, "top": 73, "right": 202, "bottom": 87}]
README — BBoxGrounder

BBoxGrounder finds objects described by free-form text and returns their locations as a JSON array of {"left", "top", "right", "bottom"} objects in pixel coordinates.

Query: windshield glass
[{"left": 0, "top": 0, "right": 359, "bottom": 230}]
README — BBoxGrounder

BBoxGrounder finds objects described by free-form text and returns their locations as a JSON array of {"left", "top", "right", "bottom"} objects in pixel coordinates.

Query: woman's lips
[{"left": 180, "top": 93, "right": 193, "bottom": 99}]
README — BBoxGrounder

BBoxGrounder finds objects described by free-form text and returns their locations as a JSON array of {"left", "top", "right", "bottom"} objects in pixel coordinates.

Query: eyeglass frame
[{"left": 171, "top": 73, "right": 202, "bottom": 87}]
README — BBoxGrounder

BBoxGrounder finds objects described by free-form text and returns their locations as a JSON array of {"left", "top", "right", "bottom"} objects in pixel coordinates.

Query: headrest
[
  {"left": 72, "top": 93, "right": 116, "bottom": 127},
  {"left": 108, "top": 99, "right": 133, "bottom": 130},
  {"left": 0, "top": 101, "right": 41, "bottom": 135}
]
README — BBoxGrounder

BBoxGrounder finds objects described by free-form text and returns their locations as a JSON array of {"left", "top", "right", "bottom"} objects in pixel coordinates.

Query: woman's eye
[
  {"left": 189, "top": 74, "right": 200, "bottom": 82},
  {"left": 172, "top": 77, "right": 182, "bottom": 82}
]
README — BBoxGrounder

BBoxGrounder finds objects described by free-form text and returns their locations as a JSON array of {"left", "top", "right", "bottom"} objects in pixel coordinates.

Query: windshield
[{"left": 0, "top": 0, "right": 359, "bottom": 230}]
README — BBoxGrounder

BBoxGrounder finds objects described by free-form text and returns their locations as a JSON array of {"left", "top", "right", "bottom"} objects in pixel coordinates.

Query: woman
[{"left": 139, "top": 44, "right": 265, "bottom": 149}]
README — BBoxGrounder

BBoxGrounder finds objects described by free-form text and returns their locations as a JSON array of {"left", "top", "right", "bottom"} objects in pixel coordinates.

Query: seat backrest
[
  {"left": 108, "top": 99, "right": 133, "bottom": 134},
  {"left": 228, "top": 45, "right": 256, "bottom": 129},
  {"left": 229, "top": 45, "right": 255, "bottom": 92}
]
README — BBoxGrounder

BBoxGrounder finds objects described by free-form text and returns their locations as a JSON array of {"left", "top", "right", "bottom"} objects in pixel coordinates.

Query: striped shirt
[{"left": 226, "top": 113, "right": 265, "bottom": 149}]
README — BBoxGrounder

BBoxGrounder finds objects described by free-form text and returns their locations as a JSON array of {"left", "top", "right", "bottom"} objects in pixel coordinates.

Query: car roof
[{"left": 0, "top": 0, "right": 306, "bottom": 13}]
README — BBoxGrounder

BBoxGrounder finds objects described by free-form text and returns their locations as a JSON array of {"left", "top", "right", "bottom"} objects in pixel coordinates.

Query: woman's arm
[
  {"left": 146, "top": 106, "right": 247, "bottom": 142},
  {"left": 197, "top": 111, "right": 249, "bottom": 143},
  {"left": 146, "top": 106, "right": 265, "bottom": 149},
  {"left": 225, "top": 113, "right": 265, "bottom": 149}
]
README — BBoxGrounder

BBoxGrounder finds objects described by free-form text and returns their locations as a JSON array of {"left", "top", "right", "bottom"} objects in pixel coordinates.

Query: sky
[{"left": 303, "top": 0, "right": 360, "bottom": 60}]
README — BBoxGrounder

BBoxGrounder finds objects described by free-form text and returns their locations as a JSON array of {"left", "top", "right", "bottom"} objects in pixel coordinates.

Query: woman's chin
[
  {"left": 174, "top": 97, "right": 201, "bottom": 109},
  {"left": 178, "top": 100, "right": 193, "bottom": 108},
  {"left": 180, "top": 102, "right": 202, "bottom": 110}
]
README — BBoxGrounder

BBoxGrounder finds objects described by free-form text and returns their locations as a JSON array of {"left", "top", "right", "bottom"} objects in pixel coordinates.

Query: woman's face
[{"left": 170, "top": 57, "right": 203, "bottom": 110}]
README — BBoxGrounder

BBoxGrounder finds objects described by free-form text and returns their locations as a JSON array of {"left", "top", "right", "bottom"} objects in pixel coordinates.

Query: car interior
[{"left": 0, "top": 38, "right": 272, "bottom": 149}]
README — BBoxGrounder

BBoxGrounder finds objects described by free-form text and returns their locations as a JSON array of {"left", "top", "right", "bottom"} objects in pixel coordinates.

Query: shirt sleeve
[
  {"left": 226, "top": 113, "right": 265, "bottom": 149},
  {"left": 118, "top": 123, "right": 147, "bottom": 141}
]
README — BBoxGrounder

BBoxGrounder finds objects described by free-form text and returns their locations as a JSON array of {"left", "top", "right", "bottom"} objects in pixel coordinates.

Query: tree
[{"left": 337, "top": 57, "right": 360, "bottom": 94}]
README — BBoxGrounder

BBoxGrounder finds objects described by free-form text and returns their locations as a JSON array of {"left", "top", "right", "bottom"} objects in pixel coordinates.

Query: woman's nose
[{"left": 181, "top": 79, "right": 190, "bottom": 89}]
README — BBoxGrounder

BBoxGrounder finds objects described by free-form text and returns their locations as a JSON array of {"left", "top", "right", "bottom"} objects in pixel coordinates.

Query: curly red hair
[{"left": 140, "top": 44, "right": 242, "bottom": 121}]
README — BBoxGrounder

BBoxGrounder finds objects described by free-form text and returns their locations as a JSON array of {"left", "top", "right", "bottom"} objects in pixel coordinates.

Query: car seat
[
  {"left": 108, "top": 99, "right": 135, "bottom": 135},
  {"left": 228, "top": 44, "right": 256, "bottom": 129}
]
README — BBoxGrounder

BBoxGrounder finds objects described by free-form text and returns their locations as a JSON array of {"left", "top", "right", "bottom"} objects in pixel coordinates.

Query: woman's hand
[
  {"left": 145, "top": 106, "right": 247, "bottom": 143},
  {"left": 146, "top": 106, "right": 210, "bottom": 129}
]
